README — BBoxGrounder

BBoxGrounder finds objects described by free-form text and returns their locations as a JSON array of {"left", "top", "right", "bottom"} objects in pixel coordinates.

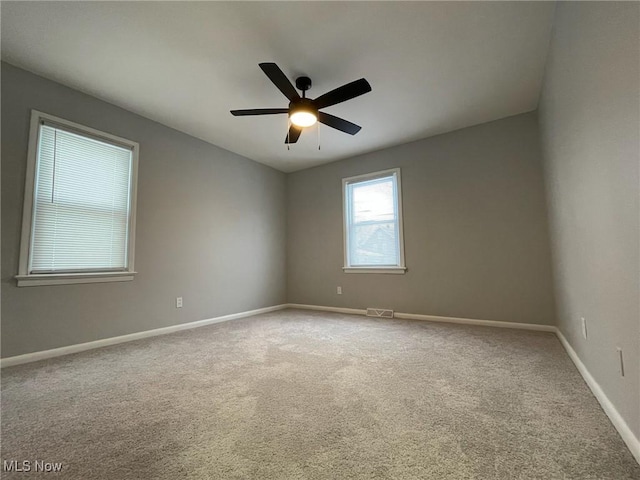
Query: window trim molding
[
  {"left": 342, "top": 267, "right": 407, "bottom": 274},
  {"left": 16, "top": 272, "right": 137, "bottom": 287},
  {"left": 17, "top": 110, "right": 140, "bottom": 287},
  {"left": 342, "top": 168, "right": 406, "bottom": 274}
]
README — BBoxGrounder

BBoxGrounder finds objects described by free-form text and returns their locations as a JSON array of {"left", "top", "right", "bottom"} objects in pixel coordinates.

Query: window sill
[
  {"left": 16, "top": 271, "right": 136, "bottom": 287},
  {"left": 342, "top": 267, "right": 406, "bottom": 275}
]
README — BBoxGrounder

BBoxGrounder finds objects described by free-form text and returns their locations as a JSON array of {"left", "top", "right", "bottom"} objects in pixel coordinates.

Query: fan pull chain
[
  {"left": 317, "top": 121, "right": 321, "bottom": 151},
  {"left": 287, "top": 117, "right": 290, "bottom": 151}
]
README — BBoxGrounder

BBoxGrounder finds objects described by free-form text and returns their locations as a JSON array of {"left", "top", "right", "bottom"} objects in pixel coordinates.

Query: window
[
  {"left": 343, "top": 168, "right": 406, "bottom": 274},
  {"left": 17, "top": 111, "right": 139, "bottom": 286}
]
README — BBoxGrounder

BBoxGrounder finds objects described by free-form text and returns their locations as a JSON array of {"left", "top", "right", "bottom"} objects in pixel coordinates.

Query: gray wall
[
  {"left": 1, "top": 63, "right": 287, "bottom": 358},
  {"left": 538, "top": 2, "right": 639, "bottom": 437},
  {"left": 287, "top": 112, "right": 556, "bottom": 325}
]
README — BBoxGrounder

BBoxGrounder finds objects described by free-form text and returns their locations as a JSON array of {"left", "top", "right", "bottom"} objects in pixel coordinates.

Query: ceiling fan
[{"left": 231, "top": 63, "right": 372, "bottom": 144}]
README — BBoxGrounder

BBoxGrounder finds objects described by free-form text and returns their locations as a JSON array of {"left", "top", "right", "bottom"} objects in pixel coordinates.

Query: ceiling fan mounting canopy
[
  {"left": 230, "top": 62, "right": 372, "bottom": 144},
  {"left": 295, "top": 76, "right": 312, "bottom": 93}
]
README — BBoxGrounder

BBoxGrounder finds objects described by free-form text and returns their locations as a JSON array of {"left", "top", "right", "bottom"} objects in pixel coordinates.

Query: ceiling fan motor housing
[{"left": 289, "top": 98, "right": 318, "bottom": 118}]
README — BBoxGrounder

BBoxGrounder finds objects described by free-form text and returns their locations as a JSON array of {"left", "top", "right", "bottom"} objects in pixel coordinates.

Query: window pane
[
  {"left": 350, "top": 221, "right": 398, "bottom": 265},
  {"left": 30, "top": 125, "right": 132, "bottom": 273},
  {"left": 351, "top": 178, "right": 395, "bottom": 223}
]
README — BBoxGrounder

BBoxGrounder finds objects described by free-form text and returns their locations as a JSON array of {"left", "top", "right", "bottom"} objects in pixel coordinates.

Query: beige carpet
[{"left": 2, "top": 309, "right": 639, "bottom": 479}]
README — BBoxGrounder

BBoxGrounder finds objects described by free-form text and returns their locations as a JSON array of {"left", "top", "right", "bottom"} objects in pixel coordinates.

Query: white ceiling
[{"left": 1, "top": 2, "right": 555, "bottom": 173}]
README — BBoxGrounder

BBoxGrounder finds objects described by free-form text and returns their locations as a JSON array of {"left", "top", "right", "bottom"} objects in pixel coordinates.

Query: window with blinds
[
  {"left": 18, "top": 111, "right": 139, "bottom": 285},
  {"left": 343, "top": 169, "right": 406, "bottom": 272}
]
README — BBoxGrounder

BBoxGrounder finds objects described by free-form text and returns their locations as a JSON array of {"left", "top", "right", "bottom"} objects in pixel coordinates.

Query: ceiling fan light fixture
[{"left": 290, "top": 110, "right": 317, "bottom": 128}]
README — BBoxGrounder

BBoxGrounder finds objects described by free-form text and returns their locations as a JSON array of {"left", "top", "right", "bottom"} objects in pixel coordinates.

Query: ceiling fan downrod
[{"left": 295, "top": 76, "right": 312, "bottom": 98}]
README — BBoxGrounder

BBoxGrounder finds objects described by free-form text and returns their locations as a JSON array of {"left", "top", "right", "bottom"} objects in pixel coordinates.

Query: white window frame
[
  {"left": 342, "top": 168, "right": 406, "bottom": 274},
  {"left": 16, "top": 110, "right": 139, "bottom": 287}
]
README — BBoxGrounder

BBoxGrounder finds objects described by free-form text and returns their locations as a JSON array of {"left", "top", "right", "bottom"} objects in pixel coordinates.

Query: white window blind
[
  {"left": 344, "top": 171, "right": 403, "bottom": 268},
  {"left": 29, "top": 123, "right": 133, "bottom": 274}
]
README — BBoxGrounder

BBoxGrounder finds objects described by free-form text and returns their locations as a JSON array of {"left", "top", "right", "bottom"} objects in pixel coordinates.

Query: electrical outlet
[
  {"left": 617, "top": 347, "right": 625, "bottom": 377},
  {"left": 337, "top": 286, "right": 342, "bottom": 295},
  {"left": 581, "top": 317, "right": 587, "bottom": 339},
  {"left": 176, "top": 297, "right": 183, "bottom": 308}
]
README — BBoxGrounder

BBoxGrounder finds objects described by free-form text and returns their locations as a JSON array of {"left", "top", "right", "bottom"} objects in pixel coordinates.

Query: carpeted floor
[{"left": 2, "top": 309, "right": 639, "bottom": 479}]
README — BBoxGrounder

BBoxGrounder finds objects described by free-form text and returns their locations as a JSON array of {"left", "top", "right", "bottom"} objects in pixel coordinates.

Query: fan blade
[
  {"left": 259, "top": 63, "right": 300, "bottom": 102},
  {"left": 313, "top": 78, "right": 371, "bottom": 110},
  {"left": 230, "top": 108, "right": 288, "bottom": 116},
  {"left": 318, "top": 112, "right": 362, "bottom": 135},
  {"left": 285, "top": 125, "right": 303, "bottom": 144}
]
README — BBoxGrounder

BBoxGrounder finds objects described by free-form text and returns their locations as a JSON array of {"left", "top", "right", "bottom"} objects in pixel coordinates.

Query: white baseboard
[
  {"left": 555, "top": 329, "right": 640, "bottom": 465},
  {"left": 287, "top": 303, "right": 367, "bottom": 316},
  {"left": 394, "top": 311, "right": 556, "bottom": 332},
  {"left": 287, "top": 303, "right": 556, "bottom": 332},
  {"left": 0, "top": 304, "right": 288, "bottom": 368}
]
